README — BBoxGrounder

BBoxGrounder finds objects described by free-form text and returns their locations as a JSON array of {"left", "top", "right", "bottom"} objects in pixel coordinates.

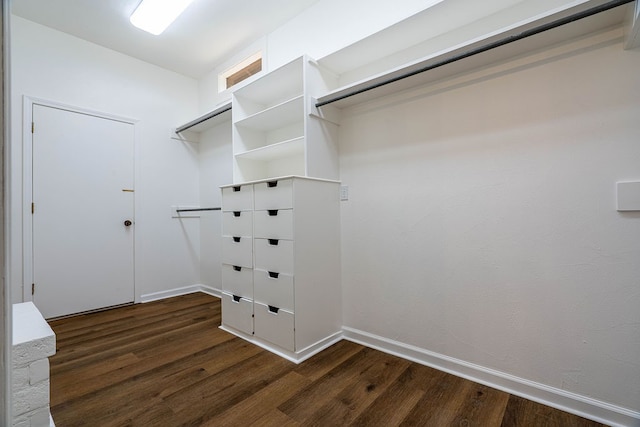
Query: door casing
[{"left": 22, "top": 96, "right": 139, "bottom": 305}]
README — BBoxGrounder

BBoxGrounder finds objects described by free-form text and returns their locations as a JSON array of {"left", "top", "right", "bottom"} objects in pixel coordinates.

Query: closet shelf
[
  {"left": 233, "top": 57, "right": 304, "bottom": 106},
  {"left": 315, "top": 0, "right": 630, "bottom": 109},
  {"left": 234, "top": 95, "right": 304, "bottom": 131},
  {"left": 235, "top": 137, "right": 304, "bottom": 161},
  {"left": 175, "top": 101, "right": 232, "bottom": 133}
]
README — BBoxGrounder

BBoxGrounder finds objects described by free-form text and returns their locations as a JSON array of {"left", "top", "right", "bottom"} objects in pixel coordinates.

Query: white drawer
[
  {"left": 222, "top": 264, "right": 253, "bottom": 298},
  {"left": 254, "top": 302, "right": 294, "bottom": 351},
  {"left": 254, "top": 179, "right": 293, "bottom": 210},
  {"left": 253, "top": 209, "right": 293, "bottom": 240},
  {"left": 221, "top": 292, "right": 253, "bottom": 335},
  {"left": 254, "top": 269, "right": 294, "bottom": 312},
  {"left": 222, "top": 211, "right": 253, "bottom": 237},
  {"left": 254, "top": 238, "right": 294, "bottom": 274},
  {"left": 221, "top": 185, "right": 253, "bottom": 212},
  {"left": 221, "top": 236, "right": 253, "bottom": 268}
]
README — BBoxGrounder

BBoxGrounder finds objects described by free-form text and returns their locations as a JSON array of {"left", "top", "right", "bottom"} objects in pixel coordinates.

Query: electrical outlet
[{"left": 340, "top": 185, "right": 349, "bottom": 201}]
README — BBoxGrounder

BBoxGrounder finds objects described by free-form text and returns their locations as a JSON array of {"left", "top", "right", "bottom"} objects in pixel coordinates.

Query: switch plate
[
  {"left": 617, "top": 181, "right": 640, "bottom": 211},
  {"left": 340, "top": 185, "right": 349, "bottom": 201}
]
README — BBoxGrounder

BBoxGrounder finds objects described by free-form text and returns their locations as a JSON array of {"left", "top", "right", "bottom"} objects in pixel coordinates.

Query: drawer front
[
  {"left": 253, "top": 209, "right": 293, "bottom": 240},
  {"left": 254, "top": 302, "right": 294, "bottom": 351},
  {"left": 254, "top": 179, "right": 293, "bottom": 210},
  {"left": 221, "top": 185, "right": 253, "bottom": 212},
  {"left": 254, "top": 238, "right": 294, "bottom": 274},
  {"left": 222, "top": 211, "right": 253, "bottom": 237},
  {"left": 221, "top": 292, "right": 253, "bottom": 335},
  {"left": 221, "top": 236, "right": 253, "bottom": 268},
  {"left": 222, "top": 264, "right": 253, "bottom": 298},
  {"left": 254, "top": 269, "right": 294, "bottom": 312}
]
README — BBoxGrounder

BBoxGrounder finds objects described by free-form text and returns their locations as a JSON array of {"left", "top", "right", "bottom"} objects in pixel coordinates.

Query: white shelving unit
[{"left": 232, "top": 55, "right": 340, "bottom": 183}]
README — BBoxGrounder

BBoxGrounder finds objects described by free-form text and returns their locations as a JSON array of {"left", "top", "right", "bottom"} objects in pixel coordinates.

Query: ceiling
[{"left": 11, "top": 0, "right": 321, "bottom": 78}]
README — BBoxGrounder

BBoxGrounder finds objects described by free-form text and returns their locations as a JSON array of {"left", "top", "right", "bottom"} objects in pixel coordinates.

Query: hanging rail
[
  {"left": 315, "top": 0, "right": 633, "bottom": 108},
  {"left": 175, "top": 207, "right": 221, "bottom": 213},
  {"left": 175, "top": 104, "right": 232, "bottom": 133}
]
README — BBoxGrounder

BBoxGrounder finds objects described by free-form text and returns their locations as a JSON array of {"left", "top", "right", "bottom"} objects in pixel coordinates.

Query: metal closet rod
[
  {"left": 315, "top": 0, "right": 634, "bottom": 108},
  {"left": 175, "top": 106, "right": 232, "bottom": 134},
  {"left": 176, "top": 207, "right": 221, "bottom": 212}
]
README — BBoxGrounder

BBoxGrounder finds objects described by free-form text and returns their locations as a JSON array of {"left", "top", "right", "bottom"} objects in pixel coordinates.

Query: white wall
[
  {"left": 10, "top": 17, "right": 200, "bottom": 303},
  {"left": 265, "top": 0, "right": 443, "bottom": 70},
  {"left": 338, "top": 25, "right": 640, "bottom": 414},
  {"left": 198, "top": 121, "right": 233, "bottom": 291}
]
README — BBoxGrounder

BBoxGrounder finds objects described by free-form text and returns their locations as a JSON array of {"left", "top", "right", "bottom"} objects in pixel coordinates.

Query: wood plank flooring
[{"left": 48, "top": 293, "right": 607, "bottom": 426}]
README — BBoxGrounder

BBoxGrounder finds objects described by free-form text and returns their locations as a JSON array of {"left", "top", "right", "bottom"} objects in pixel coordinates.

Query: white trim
[
  {"left": 219, "top": 324, "right": 342, "bottom": 364},
  {"left": 342, "top": 326, "right": 640, "bottom": 427},
  {"left": 22, "top": 96, "right": 139, "bottom": 303},
  {"left": 140, "top": 284, "right": 221, "bottom": 303}
]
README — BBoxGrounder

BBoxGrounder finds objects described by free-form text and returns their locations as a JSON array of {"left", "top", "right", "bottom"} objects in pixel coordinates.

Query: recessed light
[{"left": 130, "top": 0, "right": 195, "bottom": 35}]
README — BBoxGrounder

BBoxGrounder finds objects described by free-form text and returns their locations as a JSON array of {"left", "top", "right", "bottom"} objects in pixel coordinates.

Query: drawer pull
[
  {"left": 268, "top": 271, "right": 279, "bottom": 279},
  {"left": 233, "top": 266, "right": 242, "bottom": 272},
  {"left": 233, "top": 211, "right": 241, "bottom": 217},
  {"left": 232, "top": 295, "right": 241, "bottom": 303},
  {"left": 268, "top": 209, "right": 278, "bottom": 216},
  {"left": 267, "top": 181, "right": 278, "bottom": 188},
  {"left": 268, "top": 239, "right": 279, "bottom": 246},
  {"left": 232, "top": 186, "right": 241, "bottom": 192},
  {"left": 232, "top": 236, "right": 241, "bottom": 243},
  {"left": 268, "top": 305, "right": 280, "bottom": 314}
]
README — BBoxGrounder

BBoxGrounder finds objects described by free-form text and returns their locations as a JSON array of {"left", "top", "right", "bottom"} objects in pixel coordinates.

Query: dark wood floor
[{"left": 48, "top": 293, "right": 606, "bottom": 426}]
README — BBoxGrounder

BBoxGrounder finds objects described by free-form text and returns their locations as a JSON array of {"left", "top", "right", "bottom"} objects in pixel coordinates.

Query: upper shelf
[
  {"left": 316, "top": 0, "right": 630, "bottom": 109},
  {"left": 234, "top": 96, "right": 304, "bottom": 131},
  {"left": 175, "top": 101, "right": 232, "bottom": 134},
  {"left": 175, "top": 1, "right": 632, "bottom": 131}
]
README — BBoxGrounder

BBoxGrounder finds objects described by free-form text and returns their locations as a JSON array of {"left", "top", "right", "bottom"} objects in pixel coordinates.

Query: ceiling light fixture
[{"left": 130, "top": 0, "right": 195, "bottom": 35}]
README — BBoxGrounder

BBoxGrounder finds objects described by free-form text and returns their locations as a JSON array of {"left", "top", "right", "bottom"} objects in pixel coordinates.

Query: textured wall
[{"left": 338, "top": 27, "right": 640, "bottom": 412}]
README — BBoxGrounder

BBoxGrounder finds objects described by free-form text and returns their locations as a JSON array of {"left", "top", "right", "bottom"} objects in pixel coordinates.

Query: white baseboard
[
  {"left": 219, "top": 324, "right": 343, "bottom": 364},
  {"left": 342, "top": 326, "right": 639, "bottom": 427},
  {"left": 140, "top": 284, "right": 221, "bottom": 303}
]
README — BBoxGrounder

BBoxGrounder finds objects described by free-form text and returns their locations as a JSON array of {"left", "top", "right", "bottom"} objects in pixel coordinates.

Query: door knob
[{"left": 124, "top": 220, "right": 133, "bottom": 227}]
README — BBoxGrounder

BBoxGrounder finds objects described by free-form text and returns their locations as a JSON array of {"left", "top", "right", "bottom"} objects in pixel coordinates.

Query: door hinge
[
  {"left": 32, "top": 283, "right": 35, "bottom": 295},
  {"left": 31, "top": 122, "right": 35, "bottom": 133},
  {"left": 31, "top": 202, "right": 35, "bottom": 214}
]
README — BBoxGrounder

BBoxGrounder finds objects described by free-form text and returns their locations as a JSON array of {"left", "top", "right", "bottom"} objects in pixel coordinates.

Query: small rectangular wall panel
[{"left": 617, "top": 181, "right": 640, "bottom": 211}]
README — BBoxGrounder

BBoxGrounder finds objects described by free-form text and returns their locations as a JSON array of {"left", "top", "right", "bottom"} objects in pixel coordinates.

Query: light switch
[
  {"left": 616, "top": 181, "right": 640, "bottom": 211},
  {"left": 340, "top": 185, "right": 349, "bottom": 201}
]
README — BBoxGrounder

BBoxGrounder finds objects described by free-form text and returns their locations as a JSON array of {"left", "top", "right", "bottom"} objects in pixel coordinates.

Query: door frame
[{"left": 22, "top": 96, "right": 139, "bottom": 303}]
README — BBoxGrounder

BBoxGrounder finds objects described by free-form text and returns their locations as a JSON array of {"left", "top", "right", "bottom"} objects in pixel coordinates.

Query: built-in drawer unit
[
  {"left": 220, "top": 176, "right": 341, "bottom": 362},
  {"left": 221, "top": 292, "right": 253, "bottom": 335},
  {"left": 222, "top": 264, "right": 253, "bottom": 298},
  {"left": 254, "top": 302, "right": 295, "bottom": 351},
  {"left": 253, "top": 269, "right": 294, "bottom": 312}
]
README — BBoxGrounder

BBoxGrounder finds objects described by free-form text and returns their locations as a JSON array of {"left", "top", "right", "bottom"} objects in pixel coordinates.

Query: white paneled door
[{"left": 32, "top": 104, "right": 135, "bottom": 319}]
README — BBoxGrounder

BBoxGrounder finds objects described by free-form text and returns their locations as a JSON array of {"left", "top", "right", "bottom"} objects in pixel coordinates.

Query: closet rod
[
  {"left": 315, "top": 0, "right": 633, "bottom": 108},
  {"left": 175, "top": 105, "right": 232, "bottom": 133},
  {"left": 176, "top": 207, "right": 221, "bottom": 213}
]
